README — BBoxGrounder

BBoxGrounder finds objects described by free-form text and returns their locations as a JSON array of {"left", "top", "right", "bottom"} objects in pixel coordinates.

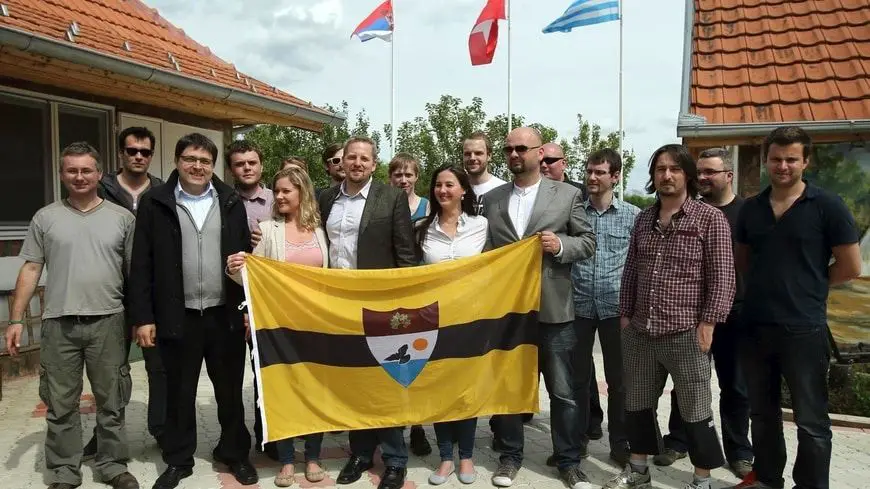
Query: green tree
[
  {"left": 566, "top": 114, "right": 636, "bottom": 197},
  {"left": 245, "top": 101, "right": 383, "bottom": 188}
]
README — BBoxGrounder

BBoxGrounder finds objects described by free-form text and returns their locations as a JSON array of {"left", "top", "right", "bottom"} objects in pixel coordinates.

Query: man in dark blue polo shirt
[{"left": 730, "top": 126, "right": 861, "bottom": 489}]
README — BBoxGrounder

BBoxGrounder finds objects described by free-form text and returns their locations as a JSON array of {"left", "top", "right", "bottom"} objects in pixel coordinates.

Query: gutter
[
  {"left": 679, "top": 0, "right": 694, "bottom": 116},
  {"left": 0, "top": 25, "right": 346, "bottom": 128},
  {"left": 677, "top": 118, "right": 870, "bottom": 138}
]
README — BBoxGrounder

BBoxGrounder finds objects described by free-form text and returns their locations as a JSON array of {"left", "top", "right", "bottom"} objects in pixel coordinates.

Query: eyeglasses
[
  {"left": 125, "top": 147, "right": 153, "bottom": 158},
  {"left": 698, "top": 169, "right": 730, "bottom": 177},
  {"left": 327, "top": 157, "right": 342, "bottom": 166},
  {"left": 179, "top": 155, "right": 214, "bottom": 167},
  {"left": 502, "top": 145, "right": 541, "bottom": 155},
  {"left": 542, "top": 156, "right": 564, "bottom": 165}
]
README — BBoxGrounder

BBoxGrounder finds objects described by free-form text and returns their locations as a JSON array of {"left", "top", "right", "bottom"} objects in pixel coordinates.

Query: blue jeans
[
  {"left": 434, "top": 418, "right": 477, "bottom": 461},
  {"left": 664, "top": 312, "right": 752, "bottom": 463},
  {"left": 276, "top": 433, "right": 324, "bottom": 465},
  {"left": 348, "top": 428, "right": 408, "bottom": 468},
  {"left": 741, "top": 323, "right": 831, "bottom": 489}
]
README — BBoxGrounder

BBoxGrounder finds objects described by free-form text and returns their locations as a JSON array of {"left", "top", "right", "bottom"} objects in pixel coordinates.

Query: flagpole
[
  {"left": 506, "top": 0, "right": 512, "bottom": 133},
  {"left": 617, "top": 1, "right": 624, "bottom": 199},
  {"left": 390, "top": 7, "right": 398, "bottom": 158}
]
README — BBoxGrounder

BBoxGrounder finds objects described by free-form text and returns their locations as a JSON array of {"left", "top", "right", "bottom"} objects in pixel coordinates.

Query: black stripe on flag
[{"left": 255, "top": 311, "right": 538, "bottom": 369}]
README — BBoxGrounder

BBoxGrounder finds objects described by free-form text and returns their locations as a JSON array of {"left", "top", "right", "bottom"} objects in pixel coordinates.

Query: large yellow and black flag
[{"left": 242, "top": 237, "right": 542, "bottom": 442}]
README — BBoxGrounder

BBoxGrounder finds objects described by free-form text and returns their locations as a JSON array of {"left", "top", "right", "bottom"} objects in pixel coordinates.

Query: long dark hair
[
  {"left": 415, "top": 164, "right": 478, "bottom": 251},
  {"left": 644, "top": 143, "right": 699, "bottom": 198}
]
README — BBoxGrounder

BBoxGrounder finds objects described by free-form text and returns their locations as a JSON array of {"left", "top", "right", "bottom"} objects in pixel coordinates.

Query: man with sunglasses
[
  {"left": 541, "top": 142, "right": 587, "bottom": 200},
  {"left": 316, "top": 143, "right": 345, "bottom": 199},
  {"left": 484, "top": 127, "right": 596, "bottom": 489},
  {"left": 656, "top": 148, "right": 754, "bottom": 478},
  {"left": 86, "top": 126, "right": 165, "bottom": 462}
]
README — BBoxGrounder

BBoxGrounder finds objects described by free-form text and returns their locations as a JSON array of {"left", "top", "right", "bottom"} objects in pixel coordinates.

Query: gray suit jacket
[{"left": 483, "top": 178, "right": 596, "bottom": 324}]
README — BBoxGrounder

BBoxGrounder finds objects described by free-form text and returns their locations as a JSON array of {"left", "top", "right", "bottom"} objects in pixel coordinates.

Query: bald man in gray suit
[{"left": 485, "top": 127, "right": 596, "bottom": 489}]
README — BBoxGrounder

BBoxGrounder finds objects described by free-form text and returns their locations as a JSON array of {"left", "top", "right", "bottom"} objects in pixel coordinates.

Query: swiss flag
[{"left": 468, "top": 0, "right": 506, "bottom": 66}]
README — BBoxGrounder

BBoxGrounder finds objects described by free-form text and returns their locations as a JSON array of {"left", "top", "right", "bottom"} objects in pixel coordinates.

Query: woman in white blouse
[{"left": 416, "top": 165, "right": 488, "bottom": 485}]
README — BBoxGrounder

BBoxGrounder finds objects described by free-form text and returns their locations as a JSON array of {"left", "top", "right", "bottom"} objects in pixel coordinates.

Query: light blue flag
[{"left": 543, "top": 0, "right": 620, "bottom": 33}]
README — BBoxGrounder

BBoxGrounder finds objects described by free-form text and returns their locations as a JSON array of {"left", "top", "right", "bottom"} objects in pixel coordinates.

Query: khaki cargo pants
[{"left": 39, "top": 312, "right": 131, "bottom": 485}]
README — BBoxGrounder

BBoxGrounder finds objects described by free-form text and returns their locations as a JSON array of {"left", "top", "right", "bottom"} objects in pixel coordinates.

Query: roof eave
[
  {"left": 0, "top": 25, "right": 346, "bottom": 129},
  {"left": 679, "top": 0, "right": 694, "bottom": 116},
  {"left": 677, "top": 115, "right": 870, "bottom": 139}
]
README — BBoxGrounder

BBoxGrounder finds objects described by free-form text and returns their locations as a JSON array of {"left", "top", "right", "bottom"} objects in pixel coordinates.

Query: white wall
[{"left": 118, "top": 113, "right": 225, "bottom": 180}]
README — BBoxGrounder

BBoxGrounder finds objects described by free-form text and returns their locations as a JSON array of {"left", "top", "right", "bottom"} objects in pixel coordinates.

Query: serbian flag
[
  {"left": 242, "top": 238, "right": 542, "bottom": 440},
  {"left": 469, "top": 0, "right": 506, "bottom": 65},
  {"left": 351, "top": 0, "right": 394, "bottom": 42}
]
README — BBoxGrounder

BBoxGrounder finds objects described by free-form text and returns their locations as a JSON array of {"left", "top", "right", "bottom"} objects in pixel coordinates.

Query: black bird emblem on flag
[{"left": 384, "top": 344, "right": 411, "bottom": 365}]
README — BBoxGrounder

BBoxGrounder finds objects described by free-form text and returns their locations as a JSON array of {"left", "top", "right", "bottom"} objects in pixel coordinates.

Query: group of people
[{"left": 5, "top": 123, "right": 860, "bottom": 489}]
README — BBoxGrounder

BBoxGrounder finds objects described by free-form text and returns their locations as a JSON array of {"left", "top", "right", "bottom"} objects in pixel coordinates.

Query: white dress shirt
[
  {"left": 508, "top": 178, "right": 542, "bottom": 236},
  {"left": 175, "top": 181, "right": 217, "bottom": 230},
  {"left": 326, "top": 178, "right": 372, "bottom": 270},
  {"left": 421, "top": 213, "right": 488, "bottom": 264}
]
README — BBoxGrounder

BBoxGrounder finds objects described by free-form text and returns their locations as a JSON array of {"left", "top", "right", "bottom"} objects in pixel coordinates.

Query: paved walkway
[{"left": 2, "top": 353, "right": 869, "bottom": 489}]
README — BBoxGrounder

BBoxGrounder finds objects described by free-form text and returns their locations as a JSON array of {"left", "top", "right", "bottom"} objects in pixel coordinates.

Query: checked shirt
[{"left": 619, "top": 197, "right": 735, "bottom": 336}]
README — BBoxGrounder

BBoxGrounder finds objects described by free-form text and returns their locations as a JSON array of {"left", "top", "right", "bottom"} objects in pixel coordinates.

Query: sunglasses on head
[
  {"left": 327, "top": 157, "right": 342, "bottom": 166},
  {"left": 542, "top": 156, "right": 564, "bottom": 165},
  {"left": 125, "top": 147, "right": 153, "bottom": 158},
  {"left": 502, "top": 144, "right": 541, "bottom": 155}
]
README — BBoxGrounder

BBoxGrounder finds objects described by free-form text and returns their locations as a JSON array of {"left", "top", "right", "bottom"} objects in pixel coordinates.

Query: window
[{"left": 0, "top": 88, "right": 113, "bottom": 238}]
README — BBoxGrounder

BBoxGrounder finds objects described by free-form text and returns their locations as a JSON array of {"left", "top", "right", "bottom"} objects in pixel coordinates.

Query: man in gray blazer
[
  {"left": 485, "top": 127, "right": 596, "bottom": 489},
  {"left": 317, "top": 136, "right": 416, "bottom": 489}
]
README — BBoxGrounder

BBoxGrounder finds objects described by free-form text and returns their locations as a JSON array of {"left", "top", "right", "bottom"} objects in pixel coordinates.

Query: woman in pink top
[{"left": 227, "top": 166, "right": 328, "bottom": 486}]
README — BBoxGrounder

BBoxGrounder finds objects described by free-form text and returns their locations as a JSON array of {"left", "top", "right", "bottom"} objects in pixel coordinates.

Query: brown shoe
[{"left": 109, "top": 472, "right": 140, "bottom": 489}]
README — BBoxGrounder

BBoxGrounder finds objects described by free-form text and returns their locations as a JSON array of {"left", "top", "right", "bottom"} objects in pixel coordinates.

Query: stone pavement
[{"left": 2, "top": 353, "right": 870, "bottom": 489}]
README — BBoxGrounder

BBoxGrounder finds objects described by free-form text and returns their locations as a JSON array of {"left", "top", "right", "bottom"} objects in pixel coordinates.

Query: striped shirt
[
  {"left": 572, "top": 197, "right": 640, "bottom": 319},
  {"left": 619, "top": 198, "right": 735, "bottom": 336}
]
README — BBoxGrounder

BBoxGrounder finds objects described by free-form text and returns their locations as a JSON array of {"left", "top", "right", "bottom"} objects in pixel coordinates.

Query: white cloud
[{"left": 147, "top": 0, "right": 688, "bottom": 191}]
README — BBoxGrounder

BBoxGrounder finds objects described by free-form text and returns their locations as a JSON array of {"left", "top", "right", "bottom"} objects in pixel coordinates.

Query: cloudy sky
[{"left": 149, "top": 0, "right": 688, "bottom": 192}]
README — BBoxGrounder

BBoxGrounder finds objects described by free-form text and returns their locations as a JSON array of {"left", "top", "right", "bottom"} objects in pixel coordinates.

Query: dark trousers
[
  {"left": 276, "top": 433, "right": 324, "bottom": 464},
  {"left": 588, "top": 361, "right": 603, "bottom": 432},
  {"left": 664, "top": 313, "right": 752, "bottom": 463},
  {"left": 142, "top": 345, "right": 167, "bottom": 441},
  {"left": 493, "top": 321, "right": 589, "bottom": 469},
  {"left": 741, "top": 324, "right": 831, "bottom": 489},
  {"left": 576, "top": 317, "right": 626, "bottom": 446},
  {"left": 349, "top": 428, "right": 408, "bottom": 468},
  {"left": 158, "top": 307, "right": 251, "bottom": 467},
  {"left": 434, "top": 418, "right": 478, "bottom": 461}
]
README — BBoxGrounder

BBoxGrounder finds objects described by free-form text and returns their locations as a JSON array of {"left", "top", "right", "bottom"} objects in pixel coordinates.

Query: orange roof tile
[
  {"left": 690, "top": 0, "right": 870, "bottom": 124},
  {"left": 0, "top": 0, "right": 332, "bottom": 119}
]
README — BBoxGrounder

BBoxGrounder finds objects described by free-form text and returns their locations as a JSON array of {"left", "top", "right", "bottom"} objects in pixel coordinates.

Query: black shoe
[
  {"left": 559, "top": 464, "right": 592, "bottom": 489},
  {"left": 378, "top": 466, "right": 407, "bottom": 489},
  {"left": 586, "top": 425, "right": 603, "bottom": 440},
  {"left": 109, "top": 472, "right": 140, "bottom": 489},
  {"left": 610, "top": 443, "right": 631, "bottom": 466},
  {"left": 337, "top": 456, "right": 374, "bottom": 484},
  {"left": 653, "top": 448, "right": 687, "bottom": 466},
  {"left": 409, "top": 425, "right": 432, "bottom": 456},
  {"left": 48, "top": 484, "right": 79, "bottom": 489},
  {"left": 213, "top": 452, "right": 258, "bottom": 486},
  {"left": 152, "top": 466, "right": 193, "bottom": 489},
  {"left": 81, "top": 435, "right": 97, "bottom": 461}
]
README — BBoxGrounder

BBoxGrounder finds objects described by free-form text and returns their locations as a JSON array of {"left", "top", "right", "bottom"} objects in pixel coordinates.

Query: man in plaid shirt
[{"left": 603, "top": 144, "right": 734, "bottom": 489}]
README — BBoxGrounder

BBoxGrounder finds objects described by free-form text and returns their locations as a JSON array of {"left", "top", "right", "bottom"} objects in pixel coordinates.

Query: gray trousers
[{"left": 39, "top": 312, "right": 131, "bottom": 485}]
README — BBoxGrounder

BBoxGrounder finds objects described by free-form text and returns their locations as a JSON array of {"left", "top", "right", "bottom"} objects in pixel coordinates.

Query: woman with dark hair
[{"left": 416, "top": 165, "right": 487, "bottom": 485}]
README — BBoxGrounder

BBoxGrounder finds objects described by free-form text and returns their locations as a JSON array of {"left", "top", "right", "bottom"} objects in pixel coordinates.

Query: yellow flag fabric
[{"left": 243, "top": 237, "right": 542, "bottom": 441}]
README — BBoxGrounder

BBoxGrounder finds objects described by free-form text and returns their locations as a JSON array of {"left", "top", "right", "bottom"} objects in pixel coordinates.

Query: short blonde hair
[
  {"left": 388, "top": 152, "right": 420, "bottom": 177},
  {"left": 270, "top": 167, "right": 321, "bottom": 231}
]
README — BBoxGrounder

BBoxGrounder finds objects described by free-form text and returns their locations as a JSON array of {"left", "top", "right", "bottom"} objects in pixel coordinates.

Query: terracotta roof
[
  {"left": 0, "top": 0, "right": 332, "bottom": 118},
  {"left": 690, "top": 0, "right": 870, "bottom": 125}
]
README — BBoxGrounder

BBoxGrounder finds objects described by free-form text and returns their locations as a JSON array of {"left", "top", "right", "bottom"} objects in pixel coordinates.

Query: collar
[
  {"left": 340, "top": 177, "right": 373, "bottom": 199},
  {"left": 238, "top": 184, "right": 268, "bottom": 202},
  {"left": 654, "top": 194, "right": 700, "bottom": 216},
  {"left": 434, "top": 212, "right": 469, "bottom": 233},
  {"left": 759, "top": 179, "right": 819, "bottom": 201},
  {"left": 175, "top": 181, "right": 216, "bottom": 200},
  {"left": 513, "top": 177, "right": 542, "bottom": 195},
  {"left": 584, "top": 194, "right": 621, "bottom": 211}
]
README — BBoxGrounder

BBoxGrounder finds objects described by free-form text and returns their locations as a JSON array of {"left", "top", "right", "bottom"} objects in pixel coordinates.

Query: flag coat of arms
[{"left": 243, "top": 238, "right": 542, "bottom": 441}]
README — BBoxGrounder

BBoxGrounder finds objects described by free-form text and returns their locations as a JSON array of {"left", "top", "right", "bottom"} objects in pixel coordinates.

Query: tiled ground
[{"left": 1, "top": 353, "right": 869, "bottom": 489}]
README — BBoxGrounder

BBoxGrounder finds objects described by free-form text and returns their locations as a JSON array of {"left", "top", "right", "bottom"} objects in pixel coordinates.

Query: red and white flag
[{"left": 468, "top": 0, "right": 506, "bottom": 66}]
